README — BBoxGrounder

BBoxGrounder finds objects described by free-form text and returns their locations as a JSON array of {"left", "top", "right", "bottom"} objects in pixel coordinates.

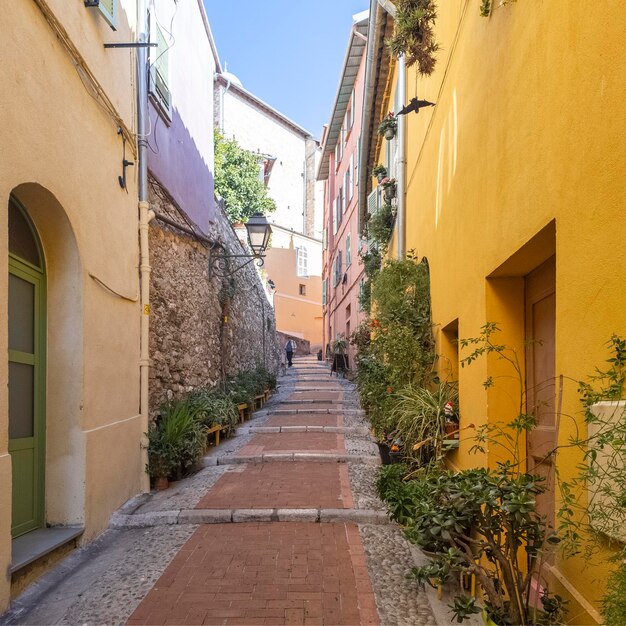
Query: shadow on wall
[
  {"left": 148, "top": 104, "right": 215, "bottom": 233},
  {"left": 277, "top": 331, "right": 310, "bottom": 356}
]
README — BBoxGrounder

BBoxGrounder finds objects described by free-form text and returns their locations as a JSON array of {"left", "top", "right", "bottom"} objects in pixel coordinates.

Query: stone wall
[{"left": 148, "top": 177, "right": 280, "bottom": 414}]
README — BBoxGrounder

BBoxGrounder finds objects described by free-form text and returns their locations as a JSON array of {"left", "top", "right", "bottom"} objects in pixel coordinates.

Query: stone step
[
  {"left": 110, "top": 507, "right": 389, "bottom": 529},
  {"left": 270, "top": 408, "right": 365, "bottom": 416},
  {"left": 238, "top": 425, "right": 370, "bottom": 435},
  {"left": 203, "top": 452, "right": 379, "bottom": 467}
]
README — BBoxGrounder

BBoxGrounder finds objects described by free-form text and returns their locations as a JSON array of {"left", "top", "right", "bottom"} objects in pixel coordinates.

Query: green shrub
[
  {"left": 603, "top": 563, "right": 626, "bottom": 626},
  {"left": 187, "top": 389, "right": 239, "bottom": 433},
  {"left": 146, "top": 400, "right": 205, "bottom": 480}
]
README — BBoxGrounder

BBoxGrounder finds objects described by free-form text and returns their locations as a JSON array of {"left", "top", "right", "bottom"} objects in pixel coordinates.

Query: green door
[{"left": 7, "top": 197, "right": 46, "bottom": 538}]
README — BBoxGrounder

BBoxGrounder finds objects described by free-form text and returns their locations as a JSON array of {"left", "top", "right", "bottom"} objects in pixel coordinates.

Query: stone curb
[
  {"left": 272, "top": 408, "right": 365, "bottom": 416},
  {"left": 202, "top": 453, "right": 379, "bottom": 467},
  {"left": 237, "top": 426, "right": 370, "bottom": 435},
  {"left": 109, "top": 508, "right": 390, "bottom": 529}
]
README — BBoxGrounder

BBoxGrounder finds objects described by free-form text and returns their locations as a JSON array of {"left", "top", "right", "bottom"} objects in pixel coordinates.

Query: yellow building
[
  {"left": 360, "top": 1, "right": 626, "bottom": 622},
  {"left": 0, "top": 0, "right": 144, "bottom": 608}
]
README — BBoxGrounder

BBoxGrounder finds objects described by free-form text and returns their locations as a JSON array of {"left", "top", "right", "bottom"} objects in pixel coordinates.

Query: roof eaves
[
  {"left": 316, "top": 14, "right": 369, "bottom": 181},
  {"left": 216, "top": 75, "right": 315, "bottom": 139}
]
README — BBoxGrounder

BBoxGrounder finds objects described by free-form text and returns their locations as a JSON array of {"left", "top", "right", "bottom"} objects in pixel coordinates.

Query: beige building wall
[
  {"left": 0, "top": 0, "right": 143, "bottom": 609},
  {"left": 263, "top": 228, "right": 323, "bottom": 352}
]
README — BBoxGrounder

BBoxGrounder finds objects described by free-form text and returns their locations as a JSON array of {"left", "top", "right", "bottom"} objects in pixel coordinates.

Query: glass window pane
[
  {"left": 9, "top": 274, "right": 35, "bottom": 353},
  {"left": 9, "top": 362, "right": 35, "bottom": 439},
  {"left": 9, "top": 201, "right": 41, "bottom": 267}
]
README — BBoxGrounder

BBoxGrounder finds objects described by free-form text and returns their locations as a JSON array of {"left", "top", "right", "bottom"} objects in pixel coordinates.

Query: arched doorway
[{"left": 8, "top": 196, "right": 46, "bottom": 538}]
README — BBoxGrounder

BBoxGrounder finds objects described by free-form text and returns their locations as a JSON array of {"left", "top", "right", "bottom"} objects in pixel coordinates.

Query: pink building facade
[{"left": 317, "top": 12, "right": 368, "bottom": 368}]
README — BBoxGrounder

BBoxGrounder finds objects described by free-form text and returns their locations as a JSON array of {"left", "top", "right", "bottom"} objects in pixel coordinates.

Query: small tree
[{"left": 214, "top": 129, "right": 276, "bottom": 223}]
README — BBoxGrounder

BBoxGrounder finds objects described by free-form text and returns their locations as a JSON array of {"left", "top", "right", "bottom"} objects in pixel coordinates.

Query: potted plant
[
  {"left": 378, "top": 113, "right": 397, "bottom": 140},
  {"left": 372, "top": 164, "right": 388, "bottom": 183},
  {"left": 380, "top": 177, "right": 397, "bottom": 201}
]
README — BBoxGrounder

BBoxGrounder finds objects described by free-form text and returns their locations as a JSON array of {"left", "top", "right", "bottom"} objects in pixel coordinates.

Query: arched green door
[{"left": 7, "top": 197, "right": 46, "bottom": 538}]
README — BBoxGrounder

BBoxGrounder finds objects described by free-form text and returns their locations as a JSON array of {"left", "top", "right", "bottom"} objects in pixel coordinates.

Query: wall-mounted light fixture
[{"left": 209, "top": 213, "right": 272, "bottom": 278}]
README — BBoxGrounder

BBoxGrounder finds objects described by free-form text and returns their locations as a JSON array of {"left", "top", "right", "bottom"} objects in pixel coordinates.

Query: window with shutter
[
  {"left": 322, "top": 228, "right": 327, "bottom": 251},
  {"left": 96, "top": 0, "right": 117, "bottom": 29},
  {"left": 322, "top": 279, "right": 327, "bottom": 305},
  {"left": 149, "top": 18, "right": 171, "bottom": 117},
  {"left": 346, "top": 233, "right": 351, "bottom": 268},
  {"left": 345, "top": 164, "right": 352, "bottom": 205}
]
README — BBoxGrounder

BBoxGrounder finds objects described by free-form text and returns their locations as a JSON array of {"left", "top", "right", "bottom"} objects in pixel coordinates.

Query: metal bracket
[
  {"left": 208, "top": 248, "right": 266, "bottom": 279},
  {"left": 104, "top": 43, "right": 158, "bottom": 49}
]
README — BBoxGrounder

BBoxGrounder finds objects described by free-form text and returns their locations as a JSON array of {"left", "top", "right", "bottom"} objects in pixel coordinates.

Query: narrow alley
[{"left": 4, "top": 359, "right": 441, "bottom": 626}]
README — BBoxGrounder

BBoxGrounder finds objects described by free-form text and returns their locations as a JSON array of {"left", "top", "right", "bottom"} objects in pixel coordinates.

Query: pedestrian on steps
[{"left": 285, "top": 338, "right": 296, "bottom": 367}]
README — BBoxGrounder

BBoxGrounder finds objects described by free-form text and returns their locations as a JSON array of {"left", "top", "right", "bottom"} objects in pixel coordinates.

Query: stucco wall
[
  {"left": 218, "top": 86, "right": 311, "bottom": 233},
  {"left": 263, "top": 230, "right": 323, "bottom": 350},
  {"left": 394, "top": 1, "right": 626, "bottom": 621},
  {"left": 148, "top": 179, "right": 279, "bottom": 414},
  {"left": 322, "top": 46, "right": 368, "bottom": 364},
  {"left": 147, "top": 0, "right": 216, "bottom": 231},
  {"left": 0, "top": 0, "right": 142, "bottom": 609}
]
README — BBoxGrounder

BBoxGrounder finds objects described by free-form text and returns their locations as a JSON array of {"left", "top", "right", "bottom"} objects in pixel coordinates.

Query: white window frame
[
  {"left": 296, "top": 246, "right": 309, "bottom": 277},
  {"left": 149, "top": 13, "right": 172, "bottom": 119},
  {"left": 345, "top": 233, "right": 351, "bottom": 268},
  {"left": 322, "top": 279, "right": 327, "bottom": 305}
]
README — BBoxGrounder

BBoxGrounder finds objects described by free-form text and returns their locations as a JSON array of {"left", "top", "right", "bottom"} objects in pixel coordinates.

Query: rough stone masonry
[{"left": 148, "top": 177, "right": 280, "bottom": 415}]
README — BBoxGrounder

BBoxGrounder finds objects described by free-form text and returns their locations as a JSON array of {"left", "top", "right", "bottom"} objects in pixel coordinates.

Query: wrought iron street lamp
[{"left": 208, "top": 212, "right": 272, "bottom": 278}]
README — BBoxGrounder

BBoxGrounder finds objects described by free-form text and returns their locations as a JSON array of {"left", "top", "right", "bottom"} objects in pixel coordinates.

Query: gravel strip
[
  {"left": 349, "top": 463, "right": 386, "bottom": 511},
  {"left": 360, "top": 524, "right": 438, "bottom": 626},
  {"left": 5, "top": 526, "right": 195, "bottom": 626}
]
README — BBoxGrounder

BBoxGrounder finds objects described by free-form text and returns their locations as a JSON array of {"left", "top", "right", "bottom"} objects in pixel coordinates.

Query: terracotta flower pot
[{"left": 155, "top": 476, "right": 169, "bottom": 491}]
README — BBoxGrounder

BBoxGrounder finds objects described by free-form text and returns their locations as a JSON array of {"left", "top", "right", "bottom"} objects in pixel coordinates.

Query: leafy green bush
[
  {"left": 146, "top": 400, "right": 205, "bottom": 480},
  {"left": 366, "top": 203, "right": 395, "bottom": 252},
  {"left": 187, "top": 388, "right": 239, "bottom": 433},
  {"left": 603, "top": 563, "right": 626, "bottom": 626}
]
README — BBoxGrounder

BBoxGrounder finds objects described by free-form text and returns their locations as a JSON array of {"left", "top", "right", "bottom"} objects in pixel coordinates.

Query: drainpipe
[
  {"left": 137, "top": 0, "right": 155, "bottom": 491},
  {"left": 396, "top": 53, "right": 406, "bottom": 260}
]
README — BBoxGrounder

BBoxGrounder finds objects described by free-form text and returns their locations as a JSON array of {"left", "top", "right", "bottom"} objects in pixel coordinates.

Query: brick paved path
[{"left": 127, "top": 358, "right": 380, "bottom": 626}]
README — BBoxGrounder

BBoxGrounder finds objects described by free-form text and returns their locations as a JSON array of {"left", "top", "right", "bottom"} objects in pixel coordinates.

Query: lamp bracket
[{"left": 209, "top": 249, "right": 265, "bottom": 279}]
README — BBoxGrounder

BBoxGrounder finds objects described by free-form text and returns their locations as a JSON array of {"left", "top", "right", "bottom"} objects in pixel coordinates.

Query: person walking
[{"left": 285, "top": 338, "right": 296, "bottom": 367}]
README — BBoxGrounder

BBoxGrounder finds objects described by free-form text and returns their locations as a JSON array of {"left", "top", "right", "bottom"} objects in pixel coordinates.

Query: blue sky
[{"left": 204, "top": 0, "right": 368, "bottom": 139}]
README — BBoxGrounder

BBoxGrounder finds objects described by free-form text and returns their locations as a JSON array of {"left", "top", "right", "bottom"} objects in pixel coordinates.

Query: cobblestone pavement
[{"left": 3, "top": 357, "right": 442, "bottom": 626}]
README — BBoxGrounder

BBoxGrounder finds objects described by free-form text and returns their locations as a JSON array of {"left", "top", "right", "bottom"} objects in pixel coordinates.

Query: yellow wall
[
  {"left": 264, "top": 247, "right": 323, "bottom": 350},
  {"left": 397, "top": 1, "right": 626, "bottom": 622},
  {"left": 0, "top": 1, "right": 143, "bottom": 608}
]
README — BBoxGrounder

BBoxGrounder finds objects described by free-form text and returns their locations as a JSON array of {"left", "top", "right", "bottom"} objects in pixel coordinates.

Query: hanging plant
[
  {"left": 372, "top": 164, "right": 388, "bottom": 182},
  {"left": 380, "top": 177, "right": 397, "bottom": 201},
  {"left": 387, "top": 0, "right": 439, "bottom": 75},
  {"left": 377, "top": 113, "right": 398, "bottom": 140}
]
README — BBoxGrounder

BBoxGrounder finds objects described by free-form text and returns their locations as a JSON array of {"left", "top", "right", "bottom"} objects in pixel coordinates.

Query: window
[
  {"left": 322, "top": 279, "right": 327, "bottom": 305},
  {"left": 346, "top": 320, "right": 351, "bottom": 340},
  {"left": 296, "top": 247, "right": 308, "bottom": 277},
  {"left": 345, "top": 162, "right": 352, "bottom": 205},
  {"left": 94, "top": 0, "right": 117, "bottom": 29},
  {"left": 333, "top": 251, "right": 343, "bottom": 287},
  {"left": 299, "top": 284, "right": 306, "bottom": 296},
  {"left": 322, "top": 227, "right": 327, "bottom": 250},
  {"left": 359, "top": 279, "right": 366, "bottom": 311},
  {"left": 333, "top": 188, "right": 343, "bottom": 235},
  {"left": 355, "top": 137, "right": 361, "bottom": 183},
  {"left": 335, "top": 129, "right": 343, "bottom": 167},
  {"left": 149, "top": 16, "right": 171, "bottom": 116},
  {"left": 345, "top": 233, "right": 351, "bottom": 267}
]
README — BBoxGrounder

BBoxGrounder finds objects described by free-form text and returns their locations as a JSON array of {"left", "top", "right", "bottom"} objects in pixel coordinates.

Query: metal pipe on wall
[
  {"left": 137, "top": 0, "right": 154, "bottom": 492},
  {"left": 396, "top": 53, "right": 406, "bottom": 260}
]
